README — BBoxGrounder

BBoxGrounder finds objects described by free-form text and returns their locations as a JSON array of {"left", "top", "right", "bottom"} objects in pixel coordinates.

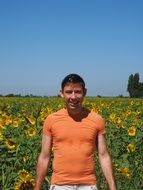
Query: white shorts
[{"left": 49, "top": 184, "right": 98, "bottom": 190}]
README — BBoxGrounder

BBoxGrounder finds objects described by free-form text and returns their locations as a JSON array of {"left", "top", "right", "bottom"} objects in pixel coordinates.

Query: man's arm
[
  {"left": 34, "top": 134, "right": 52, "bottom": 190},
  {"left": 97, "top": 134, "right": 117, "bottom": 190}
]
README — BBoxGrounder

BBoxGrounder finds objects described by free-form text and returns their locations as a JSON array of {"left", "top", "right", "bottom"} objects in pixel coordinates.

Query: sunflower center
[{"left": 20, "top": 181, "right": 34, "bottom": 190}]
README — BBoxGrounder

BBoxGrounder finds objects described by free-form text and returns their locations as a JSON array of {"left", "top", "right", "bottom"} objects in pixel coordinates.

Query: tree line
[{"left": 0, "top": 73, "right": 143, "bottom": 98}]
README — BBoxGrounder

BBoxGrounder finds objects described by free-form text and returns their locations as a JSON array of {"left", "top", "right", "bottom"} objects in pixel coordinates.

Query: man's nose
[{"left": 70, "top": 92, "right": 76, "bottom": 98}]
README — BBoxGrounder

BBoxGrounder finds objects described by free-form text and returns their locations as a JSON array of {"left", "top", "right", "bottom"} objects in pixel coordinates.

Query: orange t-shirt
[{"left": 43, "top": 108, "right": 105, "bottom": 185}]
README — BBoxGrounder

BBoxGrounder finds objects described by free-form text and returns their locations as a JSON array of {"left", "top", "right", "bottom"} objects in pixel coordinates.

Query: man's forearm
[
  {"left": 34, "top": 155, "right": 50, "bottom": 190},
  {"left": 99, "top": 153, "right": 117, "bottom": 190}
]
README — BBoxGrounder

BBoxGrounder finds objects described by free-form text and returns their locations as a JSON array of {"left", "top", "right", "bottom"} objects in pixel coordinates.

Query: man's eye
[
  {"left": 75, "top": 91, "right": 82, "bottom": 94},
  {"left": 66, "top": 91, "right": 72, "bottom": 94}
]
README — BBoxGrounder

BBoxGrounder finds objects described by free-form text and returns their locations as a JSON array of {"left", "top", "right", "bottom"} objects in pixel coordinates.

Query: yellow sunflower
[
  {"left": 5, "top": 116, "right": 13, "bottom": 125},
  {"left": 115, "top": 117, "right": 121, "bottom": 124},
  {"left": 0, "top": 111, "right": 6, "bottom": 116},
  {"left": 0, "top": 119, "right": 6, "bottom": 129},
  {"left": 109, "top": 113, "right": 116, "bottom": 120},
  {"left": 27, "top": 115, "right": 35, "bottom": 125},
  {"left": 15, "top": 178, "right": 35, "bottom": 190},
  {"left": 128, "top": 127, "right": 136, "bottom": 136},
  {"left": 127, "top": 143, "right": 136, "bottom": 153},
  {"left": 121, "top": 167, "right": 130, "bottom": 178},
  {"left": 15, "top": 169, "right": 35, "bottom": 190},
  {"left": 26, "top": 128, "right": 36, "bottom": 137},
  {"left": 13, "top": 120, "right": 19, "bottom": 128},
  {"left": 6, "top": 139, "right": 16, "bottom": 150},
  {"left": 0, "top": 132, "right": 4, "bottom": 140},
  {"left": 18, "top": 169, "right": 30, "bottom": 179}
]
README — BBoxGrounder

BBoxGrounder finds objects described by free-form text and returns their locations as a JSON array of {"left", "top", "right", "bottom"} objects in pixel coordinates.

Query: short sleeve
[
  {"left": 96, "top": 115, "right": 106, "bottom": 135},
  {"left": 42, "top": 115, "right": 53, "bottom": 136}
]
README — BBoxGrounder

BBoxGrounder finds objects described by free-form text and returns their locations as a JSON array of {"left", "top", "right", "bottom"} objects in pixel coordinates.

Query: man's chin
[
  {"left": 68, "top": 105, "right": 81, "bottom": 112},
  {"left": 69, "top": 106, "right": 77, "bottom": 110}
]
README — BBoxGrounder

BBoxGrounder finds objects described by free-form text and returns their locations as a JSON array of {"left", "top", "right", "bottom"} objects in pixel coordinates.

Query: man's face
[{"left": 60, "top": 82, "right": 87, "bottom": 112}]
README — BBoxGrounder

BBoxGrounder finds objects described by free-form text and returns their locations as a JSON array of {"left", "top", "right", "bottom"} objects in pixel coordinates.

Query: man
[{"left": 34, "top": 73, "right": 117, "bottom": 190}]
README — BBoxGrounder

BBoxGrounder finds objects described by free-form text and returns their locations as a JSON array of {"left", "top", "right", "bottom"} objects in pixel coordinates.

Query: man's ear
[
  {"left": 59, "top": 90, "right": 63, "bottom": 98},
  {"left": 84, "top": 88, "right": 87, "bottom": 96}
]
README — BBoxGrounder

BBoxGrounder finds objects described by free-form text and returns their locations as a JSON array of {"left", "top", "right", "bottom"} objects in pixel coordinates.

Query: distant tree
[
  {"left": 118, "top": 94, "right": 124, "bottom": 98},
  {"left": 15, "top": 94, "right": 21, "bottom": 97},
  {"left": 138, "top": 82, "right": 143, "bottom": 97},
  {"left": 127, "top": 73, "right": 143, "bottom": 98},
  {"left": 6, "top": 93, "right": 15, "bottom": 97}
]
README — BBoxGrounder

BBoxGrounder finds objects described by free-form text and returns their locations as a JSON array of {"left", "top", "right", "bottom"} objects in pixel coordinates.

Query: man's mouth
[{"left": 69, "top": 102, "right": 79, "bottom": 107}]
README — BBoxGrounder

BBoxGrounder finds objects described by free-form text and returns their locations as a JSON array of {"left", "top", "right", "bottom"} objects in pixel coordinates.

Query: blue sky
[{"left": 0, "top": 0, "right": 143, "bottom": 97}]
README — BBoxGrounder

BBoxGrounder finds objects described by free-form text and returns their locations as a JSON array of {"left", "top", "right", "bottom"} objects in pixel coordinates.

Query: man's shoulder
[
  {"left": 45, "top": 108, "right": 66, "bottom": 120},
  {"left": 88, "top": 111, "right": 104, "bottom": 121},
  {"left": 88, "top": 111, "right": 105, "bottom": 132}
]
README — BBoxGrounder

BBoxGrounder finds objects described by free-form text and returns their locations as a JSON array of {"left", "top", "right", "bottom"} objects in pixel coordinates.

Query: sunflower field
[{"left": 0, "top": 97, "right": 143, "bottom": 190}]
